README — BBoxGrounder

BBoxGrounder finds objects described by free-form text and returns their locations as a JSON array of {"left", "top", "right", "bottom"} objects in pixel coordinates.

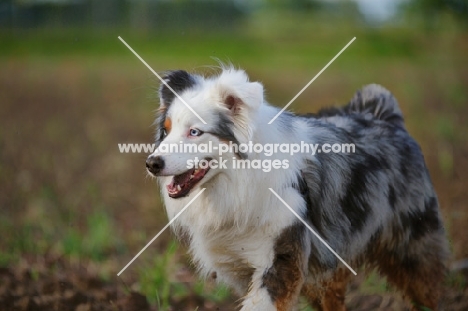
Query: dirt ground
[{"left": 1, "top": 255, "right": 467, "bottom": 310}]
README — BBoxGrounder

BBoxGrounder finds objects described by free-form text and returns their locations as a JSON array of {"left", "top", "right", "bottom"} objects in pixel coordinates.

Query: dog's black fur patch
[
  {"left": 155, "top": 70, "right": 197, "bottom": 146},
  {"left": 159, "top": 70, "right": 197, "bottom": 106},
  {"left": 208, "top": 112, "right": 247, "bottom": 159}
]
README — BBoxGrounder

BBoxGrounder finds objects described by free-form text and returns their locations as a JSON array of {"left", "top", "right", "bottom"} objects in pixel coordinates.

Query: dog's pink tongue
[{"left": 167, "top": 181, "right": 176, "bottom": 192}]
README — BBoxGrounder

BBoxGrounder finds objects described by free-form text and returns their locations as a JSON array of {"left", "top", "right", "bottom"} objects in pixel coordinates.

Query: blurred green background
[{"left": 1, "top": 0, "right": 467, "bottom": 310}]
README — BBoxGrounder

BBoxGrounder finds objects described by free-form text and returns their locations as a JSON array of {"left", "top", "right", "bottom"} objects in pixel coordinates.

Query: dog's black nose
[{"left": 146, "top": 156, "right": 164, "bottom": 175}]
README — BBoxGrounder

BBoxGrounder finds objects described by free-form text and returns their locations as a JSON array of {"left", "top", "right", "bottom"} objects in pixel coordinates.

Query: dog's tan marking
[
  {"left": 164, "top": 117, "right": 172, "bottom": 134},
  {"left": 301, "top": 268, "right": 350, "bottom": 311}
]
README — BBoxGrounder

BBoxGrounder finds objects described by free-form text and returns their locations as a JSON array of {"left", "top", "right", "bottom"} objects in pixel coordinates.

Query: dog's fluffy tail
[{"left": 347, "top": 84, "right": 404, "bottom": 126}]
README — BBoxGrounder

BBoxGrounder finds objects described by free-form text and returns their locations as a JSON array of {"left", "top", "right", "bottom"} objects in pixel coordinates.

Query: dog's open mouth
[{"left": 166, "top": 164, "right": 210, "bottom": 199}]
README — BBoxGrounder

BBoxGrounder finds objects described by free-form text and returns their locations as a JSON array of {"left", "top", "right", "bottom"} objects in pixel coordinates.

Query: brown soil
[{"left": 1, "top": 256, "right": 467, "bottom": 311}]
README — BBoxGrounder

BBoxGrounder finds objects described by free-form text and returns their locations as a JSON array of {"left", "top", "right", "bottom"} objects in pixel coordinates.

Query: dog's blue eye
[{"left": 189, "top": 128, "right": 203, "bottom": 137}]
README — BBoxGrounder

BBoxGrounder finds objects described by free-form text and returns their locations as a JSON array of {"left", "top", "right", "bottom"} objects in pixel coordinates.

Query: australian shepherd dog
[{"left": 145, "top": 67, "right": 449, "bottom": 310}]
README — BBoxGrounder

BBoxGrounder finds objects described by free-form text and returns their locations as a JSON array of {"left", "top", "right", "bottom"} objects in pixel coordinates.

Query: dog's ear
[
  {"left": 222, "top": 81, "right": 263, "bottom": 115},
  {"left": 224, "top": 94, "right": 241, "bottom": 114},
  {"left": 218, "top": 77, "right": 264, "bottom": 142},
  {"left": 159, "top": 70, "right": 196, "bottom": 106}
]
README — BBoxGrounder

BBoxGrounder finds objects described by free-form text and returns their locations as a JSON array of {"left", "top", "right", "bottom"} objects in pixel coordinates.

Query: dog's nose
[{"left": 146, "top": 156, "right": 164, "bottom": 175}]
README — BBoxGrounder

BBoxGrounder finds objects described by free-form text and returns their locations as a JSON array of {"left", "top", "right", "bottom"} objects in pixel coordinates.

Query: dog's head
[{"left": 146, "top": 67, "right": 264, "bottom": 198}]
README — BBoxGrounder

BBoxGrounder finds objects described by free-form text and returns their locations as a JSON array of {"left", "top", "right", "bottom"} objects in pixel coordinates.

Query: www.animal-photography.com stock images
[{"left": 1, "top": 1, "right": 468, "bottom": 310}]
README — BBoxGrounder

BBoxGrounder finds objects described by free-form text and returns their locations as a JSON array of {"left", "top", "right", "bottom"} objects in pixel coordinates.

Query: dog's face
[{"left": 146, "top": 69, "right": 263, "bottom": 198}]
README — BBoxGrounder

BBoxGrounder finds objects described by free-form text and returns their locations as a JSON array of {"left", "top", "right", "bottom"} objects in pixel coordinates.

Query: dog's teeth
[
  {"left": 177, "top": 185, "right": 182, "bottom": 191},
  {"left": 190, "top": 175, "right": 194, "bottom": 180}
]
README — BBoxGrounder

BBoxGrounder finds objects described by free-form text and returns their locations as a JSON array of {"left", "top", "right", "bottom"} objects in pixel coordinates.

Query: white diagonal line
[
  {"left": 268, "top": 37, "right": 356, "bottom": 124},
  {"left": 117, "top": 188, "right": 206, "bottom": 276},
  {"left": 118, "top": 36, "right": 207, "bottom": 125},
  {"left": 269, "top": 188, "right": 357, "bottom": 275}
]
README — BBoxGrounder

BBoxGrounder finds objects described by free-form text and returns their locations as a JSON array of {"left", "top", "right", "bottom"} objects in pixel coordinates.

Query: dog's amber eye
[{"left": 189, "top": 128, "right": 203, "bottom": 137}]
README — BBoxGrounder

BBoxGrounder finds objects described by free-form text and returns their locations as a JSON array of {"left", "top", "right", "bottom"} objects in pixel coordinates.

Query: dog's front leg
[
  {"left": 240, "top": 225, "right": 308, "bottom": 311},
  {"left": 240, "top": 269, "right": 278, "bottom": 311}
]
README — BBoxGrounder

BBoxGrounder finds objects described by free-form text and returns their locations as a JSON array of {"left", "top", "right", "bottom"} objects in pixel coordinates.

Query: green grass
[
  {"left": 138, "top": 240, "right": 178, "bottom": 308},
  {"left": 136, "top": 240, "right": 233, "bottom": 310},
  {"left": 359, "top": 271, "right": 390, "bottom": 295},
  {"left": 446, "top": 270, "right": 467, "bottom": 291},
  {"left": 0, "top": 15, "right": 444, "bottom": 68},
  {"left": 60, "top": 210, "right": 123, "bottom": 262}
]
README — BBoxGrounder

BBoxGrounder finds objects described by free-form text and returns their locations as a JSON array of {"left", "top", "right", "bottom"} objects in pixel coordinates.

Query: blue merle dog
[{"left": 146, "top": 68, "right": 449, "bottom": 310}]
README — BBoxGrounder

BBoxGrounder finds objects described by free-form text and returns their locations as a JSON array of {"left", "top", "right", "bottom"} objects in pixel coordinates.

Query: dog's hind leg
[
  {"left": 301, "top": 268, "right": 351, "bottom": 311},
  {"left": 376, "top": 232, "right": 448, "bottom": 311},
  {"left": 374, "top": 197, "right": 449, "bottom": 311}
]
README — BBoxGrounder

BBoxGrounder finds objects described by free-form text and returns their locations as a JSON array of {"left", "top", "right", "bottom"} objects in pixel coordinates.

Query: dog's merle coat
[{"left": 147, "top": 69, "right": 449, "bottom": 311}]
